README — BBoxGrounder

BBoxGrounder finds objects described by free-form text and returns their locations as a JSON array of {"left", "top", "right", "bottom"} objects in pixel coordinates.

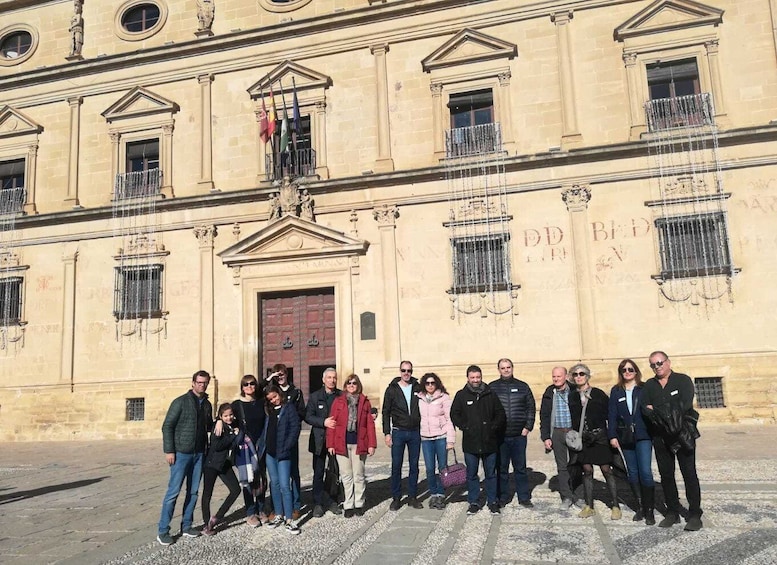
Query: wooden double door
[{"left": 260, "top": 287, "right": 336, "bottom": 397}]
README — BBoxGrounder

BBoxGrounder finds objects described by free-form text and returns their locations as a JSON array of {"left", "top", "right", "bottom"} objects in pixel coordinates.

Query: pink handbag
[{"left": 440, "top": 449, "right": 467, "bottom": 489}]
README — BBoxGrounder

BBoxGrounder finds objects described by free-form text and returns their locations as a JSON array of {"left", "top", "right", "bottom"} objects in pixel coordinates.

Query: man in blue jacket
[{"left": 157, "top": 370, "right": 213, "bottom": 545}]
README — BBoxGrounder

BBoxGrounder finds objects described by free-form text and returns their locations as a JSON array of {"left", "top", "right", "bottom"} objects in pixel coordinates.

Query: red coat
[{"left": 326, "top": 393, "right": 378, "bottom": 456}]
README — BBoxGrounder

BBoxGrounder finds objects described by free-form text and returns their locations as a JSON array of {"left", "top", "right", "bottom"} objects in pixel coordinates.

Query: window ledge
[
  {"left": 652, "top": 267, "right": 740, "bottom": 281},
  {"left": 447, "top": 283, "right": 520, "bottom": 295}
]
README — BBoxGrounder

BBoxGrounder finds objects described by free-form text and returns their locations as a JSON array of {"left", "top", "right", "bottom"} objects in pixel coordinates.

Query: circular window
[
  {"left": 0, "top": 25, "right": 38, "bottom": 66},
  {"left": 258, "top": 0, "right": 313, "bottom": 13},
  {"left": 115, "top": 0, "right": 168, "bottom": 41}
]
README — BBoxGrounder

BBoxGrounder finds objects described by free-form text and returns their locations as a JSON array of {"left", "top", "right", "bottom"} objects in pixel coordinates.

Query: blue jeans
[
  {"left": 464, "top": 451, "right": 497, "bottom": 506},
  {"left": 266, "top": 454, "right": 293, "bottom": 520},
  {"left": 290, "top": 445, "right": 301, "bottom": 511},
  {"left": 390, "top": 429, "right": 421, "bottom": 499},
  {"left": 158, "top": 452, "right": 204, "bottom": 535},
  {"left": 498, "top": 435, "right": 530, "bottom": 502},
  {"left": 421, "top": 438, "right": 448, "bottom": 496},
  {"left": 623, "top": 439, "right": 655, "bottom": 486}
]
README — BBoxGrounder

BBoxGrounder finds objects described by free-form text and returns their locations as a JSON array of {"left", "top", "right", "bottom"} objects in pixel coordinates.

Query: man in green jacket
[{"left": 157, "top": 370, "right": 213, "bottom": 545}]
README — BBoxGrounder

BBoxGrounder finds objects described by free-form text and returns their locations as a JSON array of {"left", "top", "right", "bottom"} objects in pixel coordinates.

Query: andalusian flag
[{"left": 279, "top": 80, "right": 290, "bottom": 153}]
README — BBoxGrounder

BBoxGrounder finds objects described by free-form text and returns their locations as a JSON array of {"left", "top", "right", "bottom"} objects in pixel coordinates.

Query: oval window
[
  {"left": 0, "top": 31, "right": 32, "bottom": 59},
  {"left": 122, "top": 4, "right": 161, "bottom": 33}
]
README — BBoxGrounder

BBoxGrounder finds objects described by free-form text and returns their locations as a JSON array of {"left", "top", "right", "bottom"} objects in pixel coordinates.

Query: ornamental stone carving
[
  {"left": 267, "top": 176, "right": 316, "bottom": 223},
  {"left": 561, "top": 185, "right": 591, "bottom": 212},
  {"left": 372, "top": 204, "right": 399, "bottom": 226},
  {"left": 193, "top": 225, "right": 218, "bottom": 248}
]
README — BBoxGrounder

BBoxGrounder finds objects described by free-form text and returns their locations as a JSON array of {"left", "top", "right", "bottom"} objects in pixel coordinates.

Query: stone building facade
[{"left": 0, "top": 0, "right": 775, "bottom": 441}]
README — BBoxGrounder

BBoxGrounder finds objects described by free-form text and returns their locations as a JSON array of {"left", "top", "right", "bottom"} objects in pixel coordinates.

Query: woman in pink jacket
[{"left": 417, "top": 372, "right": 456, "bottom": 509}]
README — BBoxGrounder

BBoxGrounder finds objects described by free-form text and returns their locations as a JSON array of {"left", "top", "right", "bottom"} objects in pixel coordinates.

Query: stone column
[
  {"left": 552, "top": 11, "right": 583, "bottom": 148},
  {"left": 194, "top": 225, "right": 217, "bottom": 374},
  {"left": 66, "top": 97, "right": 82, "bottom": 208},
  {"left": 109, "top": 131, "right": 120, "bottom": 199},
  {"left": 431, "top": 83, "right": 445, "bottom": 159},
  {"left": 562, "top": 185, "right": 598, "bottom": 359},
  {"left": 60, "top": 249, "right": 78, "bottom": 390},
  {"left": 23, "top": 144, "right": 38, "bottom": 215},
  {"left": 161, "top": 123, "right": 174, "bottom": 198},
  {"left": 704, "top": 40, "right": 728, "bottom": 120},
  {"left": 371, "top": 44, "right": 394, "bottom": 172},
  {"left": 198, "top": 74, "right": 216, "bottom": 191},
  {"left": 623, "top": 52, "right": 644, "bottom": 140},
  {"left": 373, "top": 204, "right": 401, "bottom": 363},
  {"left": 314, "top": 101, "right": 329, "bottom": 179},
  {"left": 496, "top": 71, "right": 516, "bottom": 154}
]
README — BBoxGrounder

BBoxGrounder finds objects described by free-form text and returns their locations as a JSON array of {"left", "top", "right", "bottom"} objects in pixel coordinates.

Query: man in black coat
[
  {"left": 304, "top": 367, "right": 342, "bottom": 518},
  {"left": 490, "top": 358, "right": 536, "bottom": 508},
  {"left": 451, "top": 364, "right": 506, "bottom": 516}
]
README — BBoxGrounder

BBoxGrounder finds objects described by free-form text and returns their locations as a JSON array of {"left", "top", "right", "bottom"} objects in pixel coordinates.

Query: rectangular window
[
  {"left": 655, "top": 213, "right": 731, "bottom": 279},
  {"left": 0, "top": 277, "right": 23, "bottom": 325},
  {"left": 647, "top": 59, "right": 700, "bottom": 100},
  {"left": 126, "top": 139, "right": 160, "bottom": 172},
  {"left": 694, "top": 377, "right": 725, "bottom": 409},
  {"left": 267, "top": 114, "right": 316, "bottom": 180},
  {"left": 449, "top": 90, "right": 494, "bottom": 129},
  {"left": 126, "top": 398, "right": 146, "bottom": 421},
  {"left": 0, "top": 159, "right": 26, "bottom": 214},
  {"left": 113, "top": 264, "right": 163, "bottom": 319},
  {"left": 446, "top": 90, "right": 500, "bottom": 157},
  {"left": 115, "top": 139, "right": 161, "bottom": 199},
  {"left": 451, "top": 234, "right": 511, "bottom": 293},
  {"left": 645, "top": 59, "right": 711, "bottom": 130}
]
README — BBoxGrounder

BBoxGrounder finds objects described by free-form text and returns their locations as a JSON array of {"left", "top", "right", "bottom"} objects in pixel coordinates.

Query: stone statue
[
  {"left": 279, "top": 175, "right": 298, "bottom": 215},
  {"left": 68, "top": 0, "right": 84, "bottom": 58},
  {"left": 300, "top": 188, "right": 314, "bottom": 221},
  {"left": 269, "top": 192, "right": 281, "bottom": 221},
  {"left": 196, "top": 0, "right": 215, "bottom": 32}
]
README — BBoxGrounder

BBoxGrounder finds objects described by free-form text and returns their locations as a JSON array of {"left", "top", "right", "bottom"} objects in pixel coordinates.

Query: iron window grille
[
  {"left": 126, "top": 398, "right": 146, "bottom": 421},
  {"left": 113, "top": 264, "right": 164, "bottom": 319},
  {"left": 0, "top": 277, "right": 23, "bottom": 325},
  {"left": 451, "top": 234, "right": 511, "bottom": 293},
  {"left": 655, "top": 213, "right": 732, "bottom": 279},
  {"left": 694, "top": 377, "right": 725, "bottom": 409}
]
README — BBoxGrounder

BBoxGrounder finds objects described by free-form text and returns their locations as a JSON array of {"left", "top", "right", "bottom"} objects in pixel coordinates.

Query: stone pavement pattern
[{"left": 1, "top": 425, "right": 776, "bottom": 565}]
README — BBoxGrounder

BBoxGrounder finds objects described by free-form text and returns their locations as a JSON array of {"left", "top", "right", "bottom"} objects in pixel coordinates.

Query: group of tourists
[{"left": 155, "top": 350, "right": 702, "bottom": 546}]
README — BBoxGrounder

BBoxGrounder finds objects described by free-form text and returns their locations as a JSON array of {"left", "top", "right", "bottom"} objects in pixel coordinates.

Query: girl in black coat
[{"left": 201, "top": 403, "right": 243, "bottom": 535}]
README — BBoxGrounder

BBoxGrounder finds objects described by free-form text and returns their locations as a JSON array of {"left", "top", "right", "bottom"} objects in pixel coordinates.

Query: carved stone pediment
[
  {"left": 614, "top": 0, "right": 724, "bottom": 41},
  {"left": 0, "top": 106, "right": 43, "bottom": 139},
  {"left": 421, "top": 28, "right": 517, "bottom": 73},
  {"left": 101, "top": 87, "right": 180, "bottom": 122},
  {"left": 219, "top": 215, "right": 368, "bottom": 267},
  {"left": 247, "top": 61, "right": 333, "bottom": 100}
]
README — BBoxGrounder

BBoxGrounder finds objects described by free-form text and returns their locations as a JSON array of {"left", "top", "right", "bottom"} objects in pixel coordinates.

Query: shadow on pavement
[{"left": 0, "top": 477, "right": 108, "bottom": 505}]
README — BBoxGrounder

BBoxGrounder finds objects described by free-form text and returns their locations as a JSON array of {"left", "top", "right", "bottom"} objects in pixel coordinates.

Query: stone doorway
[{"left": 260, "top": 287, "right": 336, "bottom": 396}]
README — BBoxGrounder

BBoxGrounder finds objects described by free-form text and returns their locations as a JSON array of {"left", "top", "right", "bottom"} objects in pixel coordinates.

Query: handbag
[
  {"left": 324, "top": 453, "right": 343, "bottom": 502},
  {"left": 439, "top": 449, "right": 467, "bottom": 489},
  {"left": 565, "top": 394, "right": 589, "bottom": 452}
]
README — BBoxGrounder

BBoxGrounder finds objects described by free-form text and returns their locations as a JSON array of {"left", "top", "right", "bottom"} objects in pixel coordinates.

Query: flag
[
  {"left": 267, "top": 85, "right": 277, "bottom": 140},
  {"left": 279, "top": 80, "right": 290, "bottom": 154},
  {"left": 292, "top": 77, "right": 302, "bottom": 144},
  {"left": 259, "top": 89, "right": 270, "bottom": 144}
]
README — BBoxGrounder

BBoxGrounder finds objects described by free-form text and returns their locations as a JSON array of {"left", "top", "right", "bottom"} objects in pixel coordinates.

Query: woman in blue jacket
[
  {"left": 259, "top": 385, "right": 302, "bottom": 534},
  {"left": 608, "top": 358, "right": 655, "bottom": 525}
]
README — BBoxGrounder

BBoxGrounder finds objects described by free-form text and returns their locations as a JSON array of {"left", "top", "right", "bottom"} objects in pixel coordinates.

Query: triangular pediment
[
  {"left": 219, "top": 215, "right": 368, "bottom": 266},
  {"left": 0, "top": 106, "right": 43, "bottom": 139},
  {"left": 101, "top": 87, "right": 180, "bottom": 122},
  {"left": 422, "top": 29, "right": 517, "bottom": 73},
  {"left": 247, "top": 61, "right": 332, "bottom": 100},
  {"left": 615, "top": 0, "right": 723, "bottom": 41}
]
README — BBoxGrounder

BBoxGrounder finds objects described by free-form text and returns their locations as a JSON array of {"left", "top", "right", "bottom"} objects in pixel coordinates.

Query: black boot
[
  {"left": 629, "top": 483, "right": 643, "bottom": 521},
  {"left": 641, "top": 485, "right": 656, "bottom": 525},
  {"left": 605, "top": 473, "right": 622, "bottom": 520},
  {"left": 579, "top": 472, "right": 596, "bottom": 517}
]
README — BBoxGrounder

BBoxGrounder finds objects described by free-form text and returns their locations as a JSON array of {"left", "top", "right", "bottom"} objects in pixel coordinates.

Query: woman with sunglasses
[
  {"left": 568, "top": 364, "right": 621, "bottom": 520},
  {"left": 326, "top": 374, "right": 377, "bottom": 517},
  {"left": 416, "top": 372, "right": 455, "bottom": 509},
  {"left": 231, "top": 375, "right": 269, "bottom": 527},
  {"left": 607, "top": 359, "right": 655, "bottom": 525}
]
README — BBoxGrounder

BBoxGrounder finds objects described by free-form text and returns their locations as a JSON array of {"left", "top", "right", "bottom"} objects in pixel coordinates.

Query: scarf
[
  {"left": 465, "top": 382, "right": 486, "bottom": 395},
  {"left": 235, "top": 434, "right": 259, "bottom": 488},
  {"left": 346, "top": 394, "right": 359, "bottom": 433}
]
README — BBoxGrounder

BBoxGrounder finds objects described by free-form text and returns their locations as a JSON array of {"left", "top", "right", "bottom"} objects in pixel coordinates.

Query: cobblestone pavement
[{"left": 1, "top": 425, "right": 776, "bottom": 565}]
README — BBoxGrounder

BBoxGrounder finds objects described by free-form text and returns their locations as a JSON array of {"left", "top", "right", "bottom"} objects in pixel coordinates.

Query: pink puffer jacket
[{"left": 417, "top": 390, "right": 456, "bottom": 445}]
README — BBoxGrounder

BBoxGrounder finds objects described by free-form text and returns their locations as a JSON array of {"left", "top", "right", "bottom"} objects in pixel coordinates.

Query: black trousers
[
  {"left": 201, "top": 465, "right": 241, "bottom": 524},
  {"left": 312, "top": 451, "right": 328, "bottom": 506},
  {"left": 653, "top": 436, "right": 702, "bottom": 517}
]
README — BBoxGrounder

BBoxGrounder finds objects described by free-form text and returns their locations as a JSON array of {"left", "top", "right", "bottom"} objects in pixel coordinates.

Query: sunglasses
[
  {"left": 400, "top": 369, "right": 413, "bottom": 374},
  {"left": 571, "top": 371, "right": 588, "bottom": 377},
  {"left": 620, "top": 367, "right": 636, "bottom": 374},
  {"left": 346, "top": 381, "right": 358, "bottom": 386},
  {"left": 242, "top": 382, "right": 257, "bottom": 387},
  {"left": 649, "top": 361, "right": 665, "bottom": 369},
  {"left": 424, "top": 381, "right": 436, "bottom": 386}
]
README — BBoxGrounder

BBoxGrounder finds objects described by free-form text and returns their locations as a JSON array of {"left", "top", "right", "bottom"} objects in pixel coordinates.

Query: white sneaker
[
  {"left": 266, "top": 516, "right": 284, "bottom": 529},
  {"left": 285, "top": 520, "right": 301, "bottom": 535}
]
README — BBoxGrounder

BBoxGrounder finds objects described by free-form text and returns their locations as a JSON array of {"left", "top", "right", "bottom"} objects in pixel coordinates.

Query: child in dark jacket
[{"left": 201, "top": 403, "right": 243, "bottom": 535}]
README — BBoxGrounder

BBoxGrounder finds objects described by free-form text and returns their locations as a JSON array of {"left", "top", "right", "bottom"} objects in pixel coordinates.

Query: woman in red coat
[{"left": 326, "top": 374, "right": 377, "bottom": 517}]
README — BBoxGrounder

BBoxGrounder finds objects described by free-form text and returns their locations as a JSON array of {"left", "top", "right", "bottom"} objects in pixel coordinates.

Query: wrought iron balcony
[
  {"left": 0, "top": 187, "right": 26, "bottom": 215},
  {"left": 265, "top": 148, "right": 317, "bottom": 182},
  {"left": 445, "top": 122, "right": 502, "bottom": 158},
  {"left": 645, "top": 93, "right": 714, "bottom": 132},
  {"left": 114, "top": 169, "right": 162, "bottom": 200}
]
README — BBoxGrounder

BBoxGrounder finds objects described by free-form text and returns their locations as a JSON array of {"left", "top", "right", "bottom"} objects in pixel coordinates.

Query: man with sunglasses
[
  {"left": 642, "top": 351, "right": 703, "bottom": 531},
  {"left": 157, "top": 370, "right": 213, "bottom": 545},
  {"left": 382, "top": 360, "right": 423, "bottom": 510}
]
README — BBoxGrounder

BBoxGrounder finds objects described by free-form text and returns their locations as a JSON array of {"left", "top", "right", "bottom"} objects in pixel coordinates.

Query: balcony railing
[
  {"left": 445, "top": 122, "right": 502, "bottom": 158},
  {"left": 645, "top": 93, "right": 714, "bottom": 132},
  {"left": 265, "top": 148, "right": 317, "bottom": 182},
  {"left": 0, "top": 187, "right": 26, "bottom": 215},
  {"left": 114, "top": 169, "right": 162, "bottom": 200}
]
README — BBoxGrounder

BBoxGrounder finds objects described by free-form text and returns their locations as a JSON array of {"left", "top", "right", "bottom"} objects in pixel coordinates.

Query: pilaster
[
  {"left": 66, "top": 97, "right": 82, "bottom": 207},
  {"left": 552, "top": 11, "right": 583, "bottom": 148},
  {"left": 197, "top": 74, "right": 216, "bottom": 191},
  {"left": 373, "top": 204, "right": 401, "bottom": 364},
  {"left": 60, "top": 249, "right": 78, "bottom": 390},
  {"left": 371, "top": 44, "right": 395, "bottom": 173},
  {"left": 314, "top": 101, "right": 329, "bottom": 179},
  {"left": 194, "top": 225, "right": 217, "bottom": 374}
]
